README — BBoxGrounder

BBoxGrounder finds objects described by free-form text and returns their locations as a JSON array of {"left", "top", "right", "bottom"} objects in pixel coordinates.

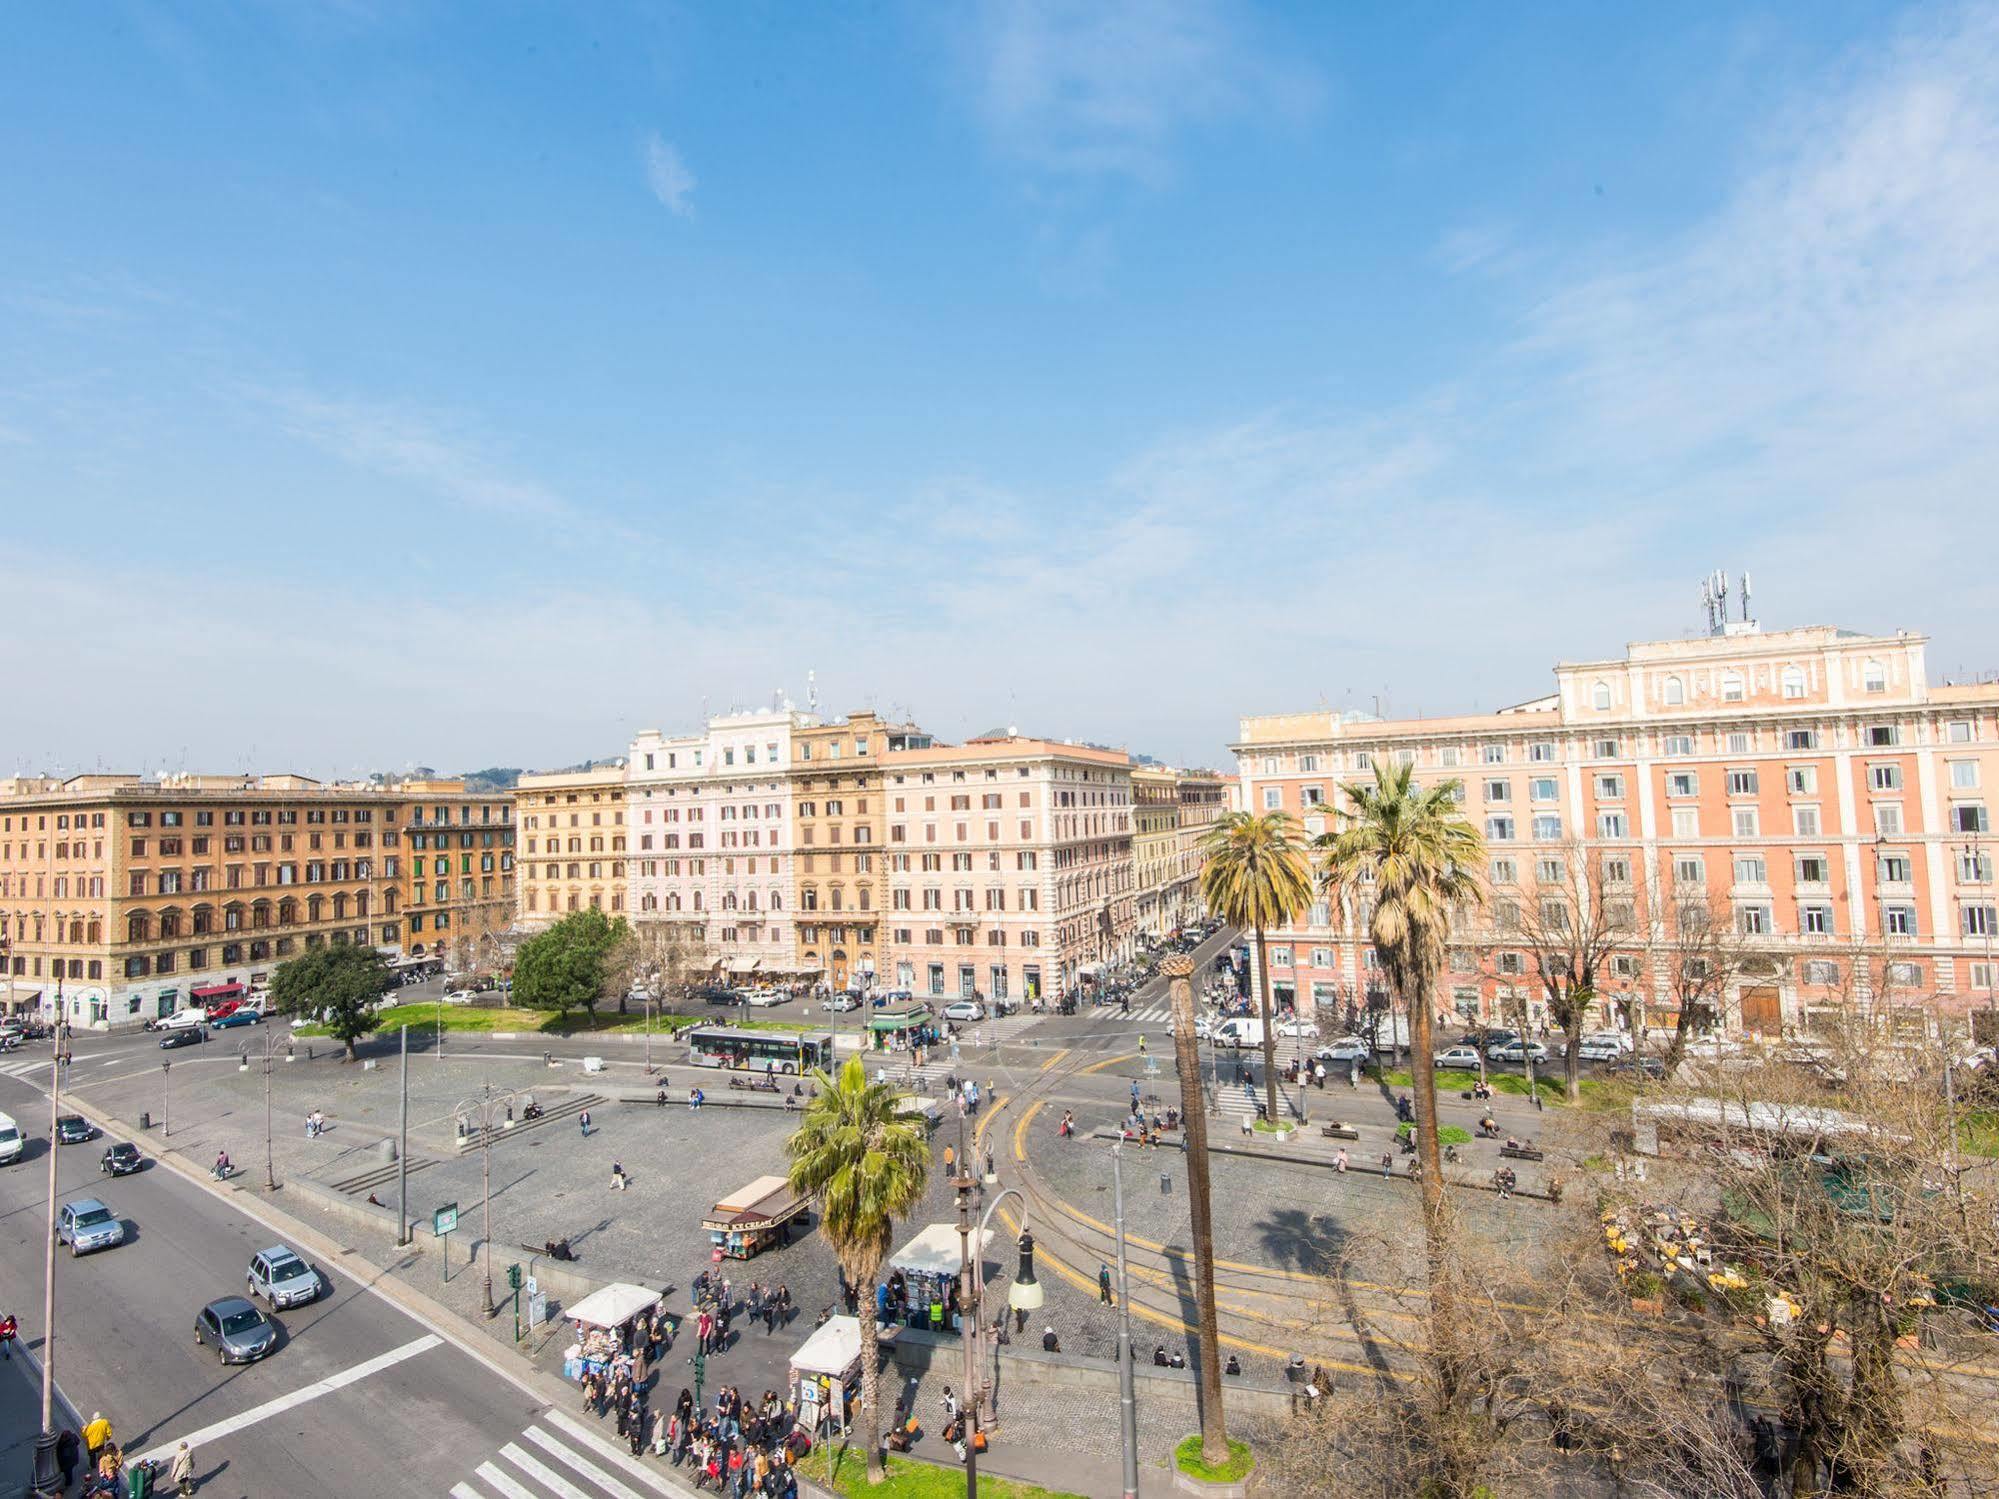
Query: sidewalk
[{"left": 2, "top": 1334, "right": 84, "bottom": 1499}]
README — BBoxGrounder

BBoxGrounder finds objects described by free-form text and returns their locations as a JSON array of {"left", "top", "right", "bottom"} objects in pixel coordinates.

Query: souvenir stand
[
  {"left": 790, "top": 1315, "right": 898, "bottom": 1437},
  {"left": 561, "top": 1282, "right": 663, "bottom": 1383},
  {"left": 883, "top": 1223, "right": 994, "bottom": 1333}
]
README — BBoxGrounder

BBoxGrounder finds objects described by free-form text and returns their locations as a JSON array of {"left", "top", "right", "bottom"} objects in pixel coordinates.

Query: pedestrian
[
  {"left": 941, "top": 1385, "right": 958, "bottom": 1421},
  {"left": 0, "top": 1311, "right": 15, "bottom": 1359},
  {"left": 942, "top": 1143, "right": 955, "bottom": 1175},
  {"left": 1098, "top": 1264, "right": 1114, "bottom": 1306},
  {"left": 170, "top": 1439, "right": 197, "bottom": 1497},
  {"left": 580, "top": 1108, "right": 593, "bottom": 1137},
  {"left": 1335, "top": 1148, "right": 1348, "bottom": 1173},
  {"left": 763, "top": 1299, "right": 777, "bottom": 1336},
  {"left": 56, "top": 1429, "right": 80, "bottom": 1491},
  {"left": 1380, "top": 1152, "right": 1393, "bottom": 1179},
  {"left": 83, "top": 1411, "right": 112, "bottom": 1470},
  {"left": 611, "top": 1160, "right": 628, "bottom": 1191}
]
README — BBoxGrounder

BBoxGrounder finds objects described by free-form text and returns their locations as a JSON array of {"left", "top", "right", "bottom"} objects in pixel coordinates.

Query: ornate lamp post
[{"left": 452, "top": 1082, "right": 526, "bottom": 1316}]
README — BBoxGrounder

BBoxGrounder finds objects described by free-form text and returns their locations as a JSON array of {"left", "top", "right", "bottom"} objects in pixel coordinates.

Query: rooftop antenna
[
  {"left": 1714, "top": 569, "right": 1728, "bottom": 633},
  {"left": 807, "top": 669, "right": 820, "bottom": 714},
  {"left": 1741, "top": 571, "right": 1753, "bottom": 623},
  {"left": 1699, "top": 577, "right": 1714, "bottom": 633}
]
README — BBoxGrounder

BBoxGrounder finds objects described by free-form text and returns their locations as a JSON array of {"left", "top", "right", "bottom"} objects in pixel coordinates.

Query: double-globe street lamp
[
  {"left": 953, "top": 1173, "right": 1043, "bottom": 1499},
  {"left": 452, "top": 1082, "right": 528, "bottom": 1317}
]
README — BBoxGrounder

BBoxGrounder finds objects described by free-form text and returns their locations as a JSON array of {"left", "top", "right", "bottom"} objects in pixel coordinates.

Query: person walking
[
  {"left": 579, "top": 1108, "right": 593, "bottom": 1138},
  {"left": 56, "top": 1429, "right": 80, "bottom": 1492},
  {"left": 1379, "top": 1152, "right": 1393, "bottom": 1179},
  {"left": 169, "top": 1440, "right": 197, "bottom": 1497},
  {"left": 83, "top": 1412, "right": 112, "bottom": 1471},
  {"left": 1334, "top": 1148, "right": 1348, "bottom": 1173},
  {"left": 0, "top": 1310, "right": 16, "bottom": 1359},
  {"left": 1098, "top": 1263, "right": 1114, "bottom": 1306},
  {"left": 611, "top": 1160, "right": 628, "bottom": 1191}
]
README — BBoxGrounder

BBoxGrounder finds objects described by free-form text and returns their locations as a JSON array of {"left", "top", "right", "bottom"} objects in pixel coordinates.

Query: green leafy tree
[
  {"left": 786, "top": 1056, "right": 930, "bottom": 1485},
  {"left": 268, "top": 943, "right": 394, "bottom": 1062},
  {"left": 1199, "top": 810, "right": 1314, "bottom": 1125},
  {"left": 1314, "top": 759, "right": 1484, "bottom": 1491},
  {"left": 512, "top": 908, "right": 628, "bottom": 1023}
]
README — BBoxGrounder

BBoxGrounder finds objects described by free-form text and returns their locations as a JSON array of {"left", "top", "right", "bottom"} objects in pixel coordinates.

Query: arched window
[
  {"left": 191, "top": 906, "right": 212, "bottom": 936},
  {"left": 830, "top": 886, "right": 844, "bottom": 912},
  {"left": 1781, "top": 666, "right": 1806, "bottom": 700},
  {"left": 87, "top": 920, "right": 102, "bottom": 944},
  {"left": 692, "top": 891, "right": 703, "bottom": 911},
  {"left": 859, "top": 888, "right": 872, "bottom": 911},
  {"left": 332, "top": 893, "right": 348, "bottom": 920},
  {"left": 224, "top": 903, "right": 245, "bottom": 931},
  {"left": 159, "top": 909, "right": 181, "bottom": 939},
  {"left": 667, "top": 893, "right": 681, "bottom": 912},
  {"left": 355, "top": 891, "right": 369, "bottom": 917},
  {"left": 1864, "top": 659, "right": 1886, "bottom": 693},
  {"left": 307, "top": 894, "right": 324, "bottom": 922},
  {"left": 1591, "top": 682, "right": 1612, "bottom": 711},
  {"left": 1662, "top": 676, "right": 1684, "bottom": 706},
  {"left": 722, "top": 892, "right": 738, "bottom": 912},
  {"left": 127, "top": 912, "right": 151, "bottom": 943}
]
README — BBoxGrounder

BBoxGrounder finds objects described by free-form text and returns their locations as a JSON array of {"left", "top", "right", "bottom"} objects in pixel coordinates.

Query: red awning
[{"left": 191, "top": 983, "right": 245, "bottom": 1000}]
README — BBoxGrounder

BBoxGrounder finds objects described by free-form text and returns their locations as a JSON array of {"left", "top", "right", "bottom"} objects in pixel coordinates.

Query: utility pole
[
  {"left": 263, "top": 1027, "right": 277, "bottom": 1190},
  {"left": 397, "top": 1025, "right": 410, "bottom": 1245},
  {"left": 1112, "top": 1144, "right": 1139, "bottom": 1499},
  {"left": 161, "top": 1060, "right": 172, "bottom": 1138},
  {"left": 33, "top": 1013, "right": 61, "bottom": 1491},
  {"left": 955, "top": 1160, "right": 979, "bottom": 1499}
]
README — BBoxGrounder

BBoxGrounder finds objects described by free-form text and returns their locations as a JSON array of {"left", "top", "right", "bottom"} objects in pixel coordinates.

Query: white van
[
  {"left": 1212, "top": 1017, "right": 1265, "bottom": 1049},
  {"left": 156, "top": 1006, "right": 207, "bottom": 1031},
  {"left": 1581, "top": 1030, "right": 1634, "bottom": 1054},
  {"left": 0, "top": 1111, "right": 23, "bottom": 1166}
]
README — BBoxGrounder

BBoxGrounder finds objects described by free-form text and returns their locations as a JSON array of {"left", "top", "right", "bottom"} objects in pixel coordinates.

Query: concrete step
[{"left": 454, "top": 1092, "right": 606, "bottom": 1153}]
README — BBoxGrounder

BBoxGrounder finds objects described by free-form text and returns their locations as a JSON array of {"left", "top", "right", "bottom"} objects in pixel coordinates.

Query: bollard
[{"left": 1159, "top": 1172, "right": 1172, "bottom": 1195}]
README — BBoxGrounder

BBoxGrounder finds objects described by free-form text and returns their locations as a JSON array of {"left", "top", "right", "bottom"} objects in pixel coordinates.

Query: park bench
[
  {"left": 1499, "top": 1144, "right": 1545, "bottom": 1163},
  {"left": 1320, "top": 1124, "right": 1361, "bottom": 1140}
]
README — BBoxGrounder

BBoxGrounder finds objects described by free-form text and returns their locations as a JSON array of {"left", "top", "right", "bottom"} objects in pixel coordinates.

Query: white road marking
[
  {"left": 503, "top": 1442, "right": 594, "bottom": 1499},
  {"left": 524, "top": 1425, "right": 647, "bottom": 1499},
  {"left": 138, "top": 1333, "right": 443, "bottom": 1461},
  {"left": 475, "top": 1460, "right": 541, "bottom": 1499},
  {"left": 542, "top": 1410, "right": 678, "bottom": 1496},
  {"left": 451, "top": 1485, "right": 484, "bottom": 1499}
]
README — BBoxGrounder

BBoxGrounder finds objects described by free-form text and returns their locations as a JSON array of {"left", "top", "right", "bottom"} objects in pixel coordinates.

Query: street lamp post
[
  {"left": 263, "top": 1026, "right": 278, "bottom": 1191},
  {"left": 32, "top": 997, "right": 63, "bottom": 1493},
  {"left": 956, "top": 1183, "right": 1040, "bottom": 1495},
  {"left": 453, "top": 1082, "right": 524, "bottom": 1317},
  {"left": 161, "top": 1059, "right": 172, "bottom": 1138}
]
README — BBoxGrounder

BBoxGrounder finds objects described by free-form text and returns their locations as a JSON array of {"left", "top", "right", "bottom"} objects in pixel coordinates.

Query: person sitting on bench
[{"left": 1153, "top": 1345, "right": 1170, "bottom": 1367}]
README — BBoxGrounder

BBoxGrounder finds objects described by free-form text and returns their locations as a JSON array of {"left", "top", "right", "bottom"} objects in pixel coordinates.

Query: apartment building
[
  {"left": 1234, "top": 622, "right": 1999, "bottom": 1037},
  {"left": 626, "top": 708, "right": 814, "bottom": 983},
  {"left": 879, "top": 735, "right": 1136, "bottom": 1005},
  {"left": 1132, "top": 766, "right": 1181, "bottom": 938},
  {"left": 1176, "top": 769, "right": 1229, "bottom": 918},
  {"left": 395, "top": 778, "right": 517, "bottom": 964},
  {"left": 1, "top": 773, "right": 406, "bottom": 1027},
  {"left": 790, "top": 710, "right": 934, "bottom": 991},
  {"left": 513, "top": 765, "right": 628, "bottom": 928}
]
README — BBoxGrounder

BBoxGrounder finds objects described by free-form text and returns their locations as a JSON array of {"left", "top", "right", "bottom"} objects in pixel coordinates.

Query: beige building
[
  {"left": 1174, "top": 769, "right": 1229, "bottom": 919},
  {"left": 2, "top": 773, "right": 406, "bottom": 1027},
  {"left": 513, "top": 765, "right": 628, "bottom": 929},
  {"left": 1234, "top": 618, "right": 1999, "bottom": 1038},
  {"left": 1131, "top": 766, "right": 1182, "bottom": 938},
  {"left": 879, "top": 735, "right": 1135, "bottom": 1004}
]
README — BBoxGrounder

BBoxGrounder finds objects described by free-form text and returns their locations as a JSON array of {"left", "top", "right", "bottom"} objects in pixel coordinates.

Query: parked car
[
  {"left": 205, "top": 1000, "right": 242, "bottom": 1020},
  {"left": 1275, "top": 1017, "right": 1317, "bottom": 1039},
  {"left": 194, "top": 1296, "right": 278, "bottom": 1364},
  {"left": 211, "top": 1009, "right": 261, "bottom": 1029},
  {"left": 246, "top": 1245, "right": 323, "bottom": 1309},
  {"left": 56, "top": 1115, "right": 96, "bottom": 1145},
  {"left": 1315, "top": 1038, "right": 1369, "bottom": 1064},
  {"left": 824, "top": 994, "right": 861, "bottom": 1013},
  {"left": 1581, "top": 1030, "right": 1634, "bottom": 1055},
  {"left": 1578, "top": 1039, "right": 1625, "bottom": 1063},
  {"left": 1433, "top": 1046, "right": 1485, "bottom": 1070},
  {"left": 160, "top": 1027, "right": 207, "bottom": 1050},
  {"left": 441, "top": 989, "right": 475, "bottom": 1006},
  {"left": 155, "top": 1007, "right": 207, "bottom": 1031},
  {"left": 942, "top": 1000, "right": 986, "bottom": 1023},
  {"left": 1488, "top": 1040, "right": 1551, "bottom": 1064},
  {"left": 742, "top": 990, "right": 792, "bottom": 1008},
  {"left": 57, "top": 1197, "right": 125, "bottom": 1255},
  {"left": 1605, "top": 1054, "right": 1668, "bottom": 1081},
  {"left": 101, "top": 1142, "right": 144, "bottom": 1176},
  {"left": 1463, "top": 1028, "right": 1518, "bottom": 1049}
]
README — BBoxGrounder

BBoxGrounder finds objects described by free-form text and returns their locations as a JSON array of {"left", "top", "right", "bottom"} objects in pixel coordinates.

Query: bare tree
[
  {"left": 604, "top": 921, "right": 710, "bottom": 1015},
  {"left": 1499, "top": 842, "right": 1639, "bottom": 1101},
  {"left": 1652, "top": 888, "right": 1754, "bottom": 1070}
]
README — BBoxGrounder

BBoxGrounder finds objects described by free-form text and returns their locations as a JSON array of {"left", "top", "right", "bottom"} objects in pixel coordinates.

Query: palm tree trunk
[
  {"left": 1253, "top": 923, "right": 1281, "bottom": 1127},
  {"left": 1166, "top": 956, "right": 1229, "bottom": 1465},
  {"left": 855, "top": 1256, "right": 886, "bottom": 1482},
  {"left": 1401, "top": 961, "right": 1462, "bottom": 1402}
]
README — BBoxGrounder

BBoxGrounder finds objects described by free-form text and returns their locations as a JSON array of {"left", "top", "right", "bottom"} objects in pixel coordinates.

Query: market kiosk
[
  {"left": 790, "top": 1315, "right": 898, "bottom": 1437},
  {"left": 702, "top": 1175, "right": 810, "bottom": 1260},
  {"left": 560, "top": 1282, "right": 664, "bottom": 1383},
  {"left": 882, "top": 1223, "right": 995, "bottom": 1333}
]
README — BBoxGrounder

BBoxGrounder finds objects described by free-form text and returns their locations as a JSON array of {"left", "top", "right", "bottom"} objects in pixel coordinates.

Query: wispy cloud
[
  {"left": 643, "top": 132, "right": 697, "bottom": 216},
  {"left": 964, "top": 0, "right": 1320, "bottom": 183}
]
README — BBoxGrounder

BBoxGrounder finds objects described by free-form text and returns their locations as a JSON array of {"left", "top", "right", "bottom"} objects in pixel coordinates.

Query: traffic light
[{"left": 507, "top": 1262, "right": 523, "bottom": 1291}]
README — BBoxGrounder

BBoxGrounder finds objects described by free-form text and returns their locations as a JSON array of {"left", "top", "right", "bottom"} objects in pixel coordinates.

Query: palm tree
[
  {"left": 786, "top": 1056, "right": 931, "bottom": 1484},
  {"left": 1164, "top": 956, "right": 1231, "bottom": 1465},
  {"left": 1199, "top": 811, "right": 1314, "bottom": 1127},
  {"left": 1313, "top": 762, "right": 1483, "bottom": 1401}
]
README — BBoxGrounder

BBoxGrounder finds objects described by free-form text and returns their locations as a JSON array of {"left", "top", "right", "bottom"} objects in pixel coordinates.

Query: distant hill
[{"left": 458, "top": 766, "right": 524, "bottom": 792}]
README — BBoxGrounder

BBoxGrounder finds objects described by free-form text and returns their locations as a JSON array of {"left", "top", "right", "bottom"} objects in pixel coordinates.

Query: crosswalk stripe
[
  {"left": 541, "top": 1412, "right": 678, "bottom": 1497},
  {"left": 503, "top": 1441, "right": 597, "bottom": 1499},
  {"left": 474, "top": 1461, "right": 540, "bottom": 1499},
  {"left": 524, "top": 1426, "right": 648, "bottom": 1499},
  {"left": 451, "top": 1484, "right": 485, "bottom": 1499}
]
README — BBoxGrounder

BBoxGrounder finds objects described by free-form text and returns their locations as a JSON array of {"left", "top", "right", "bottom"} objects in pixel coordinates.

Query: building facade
[
  {"left": 513, "top": 765, "right": 628, "bottom": 929},
  {"left": 393, "top": 778, "right": 517, "bottom": 965},
  {"left": 879, "top": 735, "right": 1136, "bottom": 1004},
  {"left": 1234, "top": 622, "right": 1999, "bottom": 1037},
  {"left": 1174, "top": 769, "right": 1230, "bottom": 925}
]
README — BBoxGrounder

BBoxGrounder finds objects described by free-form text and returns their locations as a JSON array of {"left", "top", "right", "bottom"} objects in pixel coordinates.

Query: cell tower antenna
[
  {"left": 807, "top": 669, "right": 819, "bottom": 714},
  {"left": 1699, "top": 578, "right": 1714, "bottom": 633},
  {"left": 1741, "top": 571, "right": 1753, "bottom": 622}
]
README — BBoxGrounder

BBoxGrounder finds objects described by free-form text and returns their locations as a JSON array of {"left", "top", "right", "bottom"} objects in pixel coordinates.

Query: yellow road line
[{"left": 1038, "top": 1048, "right": 1071, "bottom": 1072}]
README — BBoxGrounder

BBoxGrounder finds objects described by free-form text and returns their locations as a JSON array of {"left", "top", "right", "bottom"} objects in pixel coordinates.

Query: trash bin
[
  {"left": 139, "top": 1111, "right": 151, "bottom": 1131},
  {"left": 128, "top": 1457, "right": 154, "bottom": 1499}
]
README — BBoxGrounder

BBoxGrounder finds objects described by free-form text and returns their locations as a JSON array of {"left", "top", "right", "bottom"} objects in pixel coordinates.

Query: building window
[
  {"left": 1863, "top": 660, "right": 1887, "bottom": 693},
  {"left": 1674, "top": 855, "right": 1704, "bottom": 885},
  {"left": 1529, "top": 742, "right": 1555, "bottom": 763},
  {"left": 1882, "top": 904, "right": 1916, "bottom": 936},
  {"left": 1482, "top": 743, "right": 1505, "bottom": 765},
  {"left": 1721, "top": 672, "right": 1745, "bottom": 702},
  {"left": 1785, "top": 728, "right": 1818, "bottom": 751},
  {"left": 1595, "top": 774, "right": 1625, "bottom": 800},
  {"left": 1485, "top": 816, "right": 1515, "bottom": 842},
  {"left": 1962, "top": 905, "right": 1999, "bottom": 938},
  {"left": 1869, "top": 764, "right": 1903, "bottom": 792},
  {"left": 1671, "top": 807, "right": 1700, "bottom": 838},
  {"left": 1662, "top": 676, "right": 1684, "bottom": 705},
  {"left": 1786, "top": 766, "right": 1816, "bottom": 794},
  {"left": 1602, "top": 855, "right": 1630, "bottom": 884},
  {"left": 1946, "top": 720, "right": 1973, "bottom": 744},
  {"left": 1801, "top": 904, "right": 1833, "bottom": 935},
  {"left": 1484, "top": 780, "right": 1510, "bottom": 803},
  {"left": 1591, "top": 682, "right": 1612, "bottom": 711},
  {"left": 1732, "top": 807, "right": 1761, "bottom": 838},
  {"left": 1726, "top": 768, "right": 1759, "bottom": 796},
  {"left": 1951, "top": 761, "right": 1981, "bottom": 790},
  {"left": 1667, "top": 771, "right": 1698, "bottom": 798},
  {"left": 1531, "top": 815, "right": 1563, "bottom": 841},
  {"left": 1737, "top": 905, "right": 1769, "bottom": 935},
  {"left": 1270, "top": 947, "right": 1293, "bottom": 968},
  {"left": 1868, "top": 724, "right": 1899, "bottom": 747},
  {"left": 1733, "top": 855, "right": 1767, "bottom": 885},
  {"left": 1952, "top": 804, "right": 1990, "bottom": 834},
  {"left": 1781, "top": 667, "right": 1806, "bottom": 699},
  {"left": 1663, "top": 734, "right": 1695, "bottom": 757},
  {"left": 1874, "top": 804, "right": 1904, "bottom": 836},
  {"left": 1804, "top": 960, "right": 1839, "bottom": 985},
  {"left": 1597, "top": 812, "right": 1628, "bottom": 838},
  {"left": 1529, "top": 778, "right": 1558, "bottom": 802},
  {"left": 1796, "top": 854, "right": 1830, "bottom": 884}
]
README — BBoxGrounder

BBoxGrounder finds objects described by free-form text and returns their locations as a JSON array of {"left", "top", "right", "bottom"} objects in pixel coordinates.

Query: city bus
[{"left": 684, "top": 1026, "right": 836, "bottom": 1074}]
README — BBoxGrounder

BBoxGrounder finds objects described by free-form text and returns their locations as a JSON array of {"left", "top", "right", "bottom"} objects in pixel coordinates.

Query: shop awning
[
  {"left": 868, "top": 1006, "right": 932, "bottom": 1032},
  {"left": 191, "top": 983, "right": 245, "bottom": 1000},
  {"left": 565, "top": 1282, "right": 663, "bottom": 1329},
  {"left": 702, "top": 1175, "right": 808, "bottom": 1234},
  {"left": 889, "top": 1224, "right": 994, "bottom": 1279},
  {"left": 789, "top": 1314, "right": 897, "bottom": 1376},
  {"left": 727, "top": 958, "right": 762, "bottom": 975}
]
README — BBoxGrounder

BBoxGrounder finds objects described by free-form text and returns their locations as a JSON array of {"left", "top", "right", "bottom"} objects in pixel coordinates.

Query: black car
[
  {"left": 1605, "top": 1054, "right": 1667, "bottom": 1081},
  {"left": 101, "top": 1142, "right": 143, "bottom": 1176},
  {"left": 56, "top": 1115, "right": 96, "bottom": 1145},
  {"left": 159, "top": 1027, "right": 206, "bottom": 1050}
]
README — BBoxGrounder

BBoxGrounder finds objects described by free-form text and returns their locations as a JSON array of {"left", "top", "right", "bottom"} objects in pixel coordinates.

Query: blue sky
[{"left": 5, "top": 1, "right": 1996, "bottom": 779}]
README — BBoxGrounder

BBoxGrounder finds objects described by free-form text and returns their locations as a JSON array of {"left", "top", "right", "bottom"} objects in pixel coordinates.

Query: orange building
[{"left": 1234, "top": 620, "right": 1999, "bottom": 1039}]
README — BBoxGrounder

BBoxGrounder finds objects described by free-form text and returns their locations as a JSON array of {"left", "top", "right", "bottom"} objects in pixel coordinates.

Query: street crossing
[{"left": 448, "top": 1411, "right": 676, "bottom": 1499}]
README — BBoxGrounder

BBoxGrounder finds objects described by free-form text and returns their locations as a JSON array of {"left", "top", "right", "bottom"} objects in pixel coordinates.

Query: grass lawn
[
  {"left": 1397, "top": 1121, "right": 1473, "bottom": 1144},
  {"left": 801, "top": 1447, "right": 1085, "bottom": 1499},
  {"left": 1960, "top": 1109, "right": 1999, "bottom": 1158},
  {"left": 299, "top": 1004, "right": 829, "bottom": 1041},
  {"left": 1374, "top": 1066, "right": 1623, "bottom": 1109},
  {"left": 1173, "top": 1434, "right": 1255, "bottom": 1484}
]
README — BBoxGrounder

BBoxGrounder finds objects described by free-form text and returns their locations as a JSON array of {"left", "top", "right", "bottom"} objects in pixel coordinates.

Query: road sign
[{"left": 434, "top": 1202, "right": 459, "bottom": 1236}]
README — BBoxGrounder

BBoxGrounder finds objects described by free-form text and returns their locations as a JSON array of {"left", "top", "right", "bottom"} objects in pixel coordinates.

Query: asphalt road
[{"left": 0, "top": 1067, "right": 677, "bottom": 1499}]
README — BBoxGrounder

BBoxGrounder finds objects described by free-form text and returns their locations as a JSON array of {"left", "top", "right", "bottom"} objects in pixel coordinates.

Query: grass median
[
  {"left": 296, "top": 1004, "right": 827, "bottom": 1040},
  {"left": 801, "top": 1447, "right": 1085, "bottom": 1499},
  {"left": 1371, "top": 1065, "right": 1624, "bottom": 1108}
]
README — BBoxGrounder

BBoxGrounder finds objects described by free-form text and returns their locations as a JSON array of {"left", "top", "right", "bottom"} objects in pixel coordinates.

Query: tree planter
[{"left": 1172, "top": 1436, "right": 1255, "bottom": 1499}]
